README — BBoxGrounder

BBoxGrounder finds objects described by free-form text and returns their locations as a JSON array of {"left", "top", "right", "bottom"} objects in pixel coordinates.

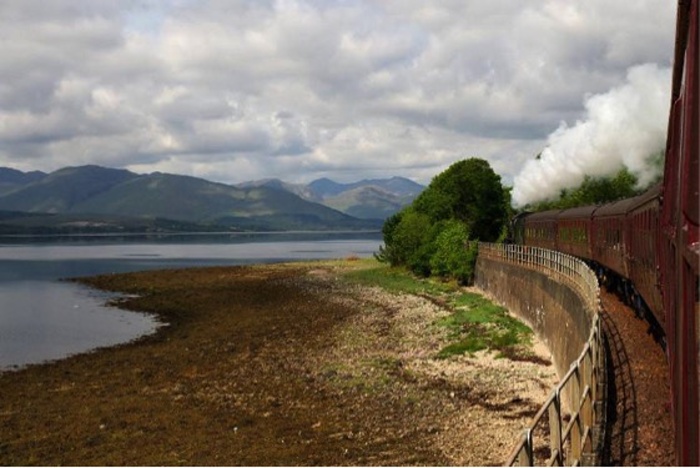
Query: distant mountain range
[
  {"left": 0, "top": 165, "right": 424, "bottom": 234},
  {"left": 237, "top": 176, "right": 423, "bottom": 220}
]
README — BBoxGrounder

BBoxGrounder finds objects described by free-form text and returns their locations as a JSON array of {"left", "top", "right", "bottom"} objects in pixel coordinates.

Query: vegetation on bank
[
  {"left": 343, "top": 262, "right": 537, "bottom": 361},
  {"left": 376, "top": 158, "right": 509, "bottom": 284},
  {"left": 374, "top": 158, "right": 660, "bottom": 284},
  {"left": 523, "top": 155, "right": 663, "bottom": 212},
  {"left": 365, "top": 158, "right": 538, "bottom": 359}
]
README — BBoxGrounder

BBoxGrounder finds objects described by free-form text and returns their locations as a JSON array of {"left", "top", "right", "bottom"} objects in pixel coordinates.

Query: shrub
[
  {"left": 430, "top": 220, "right": 478, "bottom": 284},
  {"left": 413, "top": 158, "right": 507, "bottom": 242},
  {"left": 377, "top": 158, "right": 507, "bottom": 282},
  {"left": 376, "top": 207, "right": 437, "bottom": 276}
]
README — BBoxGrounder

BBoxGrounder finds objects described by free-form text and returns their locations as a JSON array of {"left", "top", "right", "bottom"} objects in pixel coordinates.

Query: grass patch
[
  {"left": 437, "top": 293, "right": 533, "bottom": 359},
  {"left": 343, "top": 264, "right": 451, "bottom": 296},
  {"left": 343, "top": 263, "right": 535, "bottom": 360}
]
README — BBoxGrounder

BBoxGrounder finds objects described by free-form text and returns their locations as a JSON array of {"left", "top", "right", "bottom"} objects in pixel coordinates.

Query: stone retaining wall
[{"left": 475, "top": 256, "right": 591, "bottom": 380}]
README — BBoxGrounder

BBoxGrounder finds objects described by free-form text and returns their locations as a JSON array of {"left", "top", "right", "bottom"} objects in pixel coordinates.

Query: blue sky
[{"left": 0, "top": 0, "right": 677, "bottom": 205}]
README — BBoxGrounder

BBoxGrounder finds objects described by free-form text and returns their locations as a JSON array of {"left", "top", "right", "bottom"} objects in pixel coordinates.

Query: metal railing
[{"left": 478, "top": 243, "right": 605, "bottom": 466}]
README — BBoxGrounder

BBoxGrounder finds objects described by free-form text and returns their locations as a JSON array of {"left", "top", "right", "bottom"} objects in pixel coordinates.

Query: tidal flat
[{"left": 0, "top": 260, "right": 555, "bottom": 465}]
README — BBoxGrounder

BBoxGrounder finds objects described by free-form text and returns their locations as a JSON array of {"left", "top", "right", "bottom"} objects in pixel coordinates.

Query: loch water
[{"left": 0, "top": 232, "right": 381, "bottom": 370}]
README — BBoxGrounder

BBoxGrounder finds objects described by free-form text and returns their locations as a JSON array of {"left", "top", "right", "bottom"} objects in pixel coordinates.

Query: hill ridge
[{"left": 0, "top": 165, "right": 385, "bottom": 232}]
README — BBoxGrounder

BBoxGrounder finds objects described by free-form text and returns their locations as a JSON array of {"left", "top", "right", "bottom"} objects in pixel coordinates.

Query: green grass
[
  {"left": 343, "top": 263, "right": 535, "bottom": 360},
  {"left": 343, "top": 264, "right": 451, "bottom": 296},
  {"left": 437, "top": 292, "right": 533, "bottom": 359}
]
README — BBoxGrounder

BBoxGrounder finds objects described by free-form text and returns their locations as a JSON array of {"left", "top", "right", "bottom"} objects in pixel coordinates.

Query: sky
[{"left": 0, "top": 0, "right": 678, "bottom": 205}]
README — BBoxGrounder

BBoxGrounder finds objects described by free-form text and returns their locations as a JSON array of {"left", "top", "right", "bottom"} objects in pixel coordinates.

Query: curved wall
[{"left": 475, "top": 256, "right": 593, "bottom": 380}]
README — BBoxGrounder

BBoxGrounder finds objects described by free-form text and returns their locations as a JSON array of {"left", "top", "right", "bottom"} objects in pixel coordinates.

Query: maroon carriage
[
  {"left": 513, "top": 1, "right": 698, "bottom": 463},
  {"left": 591, "top": 198, "right": 635, "bottom": 278},
  {"left": 658, "top": 0, "right": 699, "bottom": 462},
  {"left": 556, "top": 205, "right": 596, "bottom": 260},
  {"left": 522, "top": 209, "right": 561, "bottom": 251},
  {"left": 625, "top": 184, "right": 664, "bottom": 327}
]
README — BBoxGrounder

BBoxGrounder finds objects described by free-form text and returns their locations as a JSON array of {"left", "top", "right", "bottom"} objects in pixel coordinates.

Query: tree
[
  {"left": 530, "top": 167, "right": 645, "bottom": 211},
  {"left": 378, "top": 158, "right": 508, "bottom": 283},
  {"left": 413, "top": 158, "right": 507, "bottom": 241},
  {"left": 375, "top": 209, "right": 404, "bottom": 265},
  {"left": 375, "top": 206, "right": 438, "bottom": 275},
  {"left": 430, "top": 220, "right": 478, "bottom": 284}
]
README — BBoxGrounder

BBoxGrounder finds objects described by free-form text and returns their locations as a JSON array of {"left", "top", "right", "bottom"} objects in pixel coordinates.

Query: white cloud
[
  {"left": 0, "top": 0, "right": 677, "bottom": 189},
  {"left": 512, "top": 64, "right": 671, "bottom": 206}
]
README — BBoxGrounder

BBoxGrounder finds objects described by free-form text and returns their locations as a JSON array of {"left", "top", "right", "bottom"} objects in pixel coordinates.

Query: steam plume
[{"left": 512, "top": 64, "right": 671, "bottom": 207}]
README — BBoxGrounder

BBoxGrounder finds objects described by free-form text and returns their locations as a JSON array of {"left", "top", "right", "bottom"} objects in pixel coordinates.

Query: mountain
[
  {"left": 75, "top": 172, "right": 372, "bottom": 230},
  {"left": 308, "top": 176, "right": 424, "bottom": 199},
  {"left": 307, "top": 178, "right": 347, "bottom": 198},
  {"left": 236, "top": 176, "right": 424, "bottom": 219},
  {"left": 235, "top": 178, "right": 319, "bottom": 201},
  {"left": 0, "top": 168, "right": 47, "bottom": 195},
  {"left": 322, "top": 186, "right": 409, "bottom": 220},
  {"left": 0, "top": 166, "right": 380, "bottom": 232},
  {"left": 305, "top": 176, "right": 424, "bottom": 219},
  {"left": 0, "top": 165, "right": 137, "bottom": 213},
  {"left": 0, "top": 165, "right": 421, "bottom": 232}
]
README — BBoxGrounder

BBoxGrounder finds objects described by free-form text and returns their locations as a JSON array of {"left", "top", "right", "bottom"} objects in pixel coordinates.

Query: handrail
[{"left": 477, "top": 243, "right": 605, "bottom": 466}]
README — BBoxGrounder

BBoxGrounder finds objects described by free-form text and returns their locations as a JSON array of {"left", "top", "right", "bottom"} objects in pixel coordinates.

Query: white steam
[{"left": 512, "top": 63, "right": 671, "bottom": 207}]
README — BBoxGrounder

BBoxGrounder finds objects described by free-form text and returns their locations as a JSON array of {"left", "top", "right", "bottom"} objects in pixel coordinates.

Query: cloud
[
  {"left": 0, "top": 0, "right": 677, "bottom": 187},
  {"left": 512, "top": 64, "right": 671, "bottom": 206}
]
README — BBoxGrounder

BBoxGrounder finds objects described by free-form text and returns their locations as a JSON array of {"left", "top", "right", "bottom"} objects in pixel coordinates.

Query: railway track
[{"left": 599, "top": 289, "right": 675, "bottom": 466}]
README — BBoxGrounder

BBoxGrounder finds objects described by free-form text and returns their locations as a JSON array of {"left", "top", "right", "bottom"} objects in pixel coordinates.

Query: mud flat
[{"left": 0, "top": 260, "right": 555, "bottom": 465}]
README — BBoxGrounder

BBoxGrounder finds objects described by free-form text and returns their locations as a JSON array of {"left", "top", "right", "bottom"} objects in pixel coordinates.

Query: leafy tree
[
  {"left": 530, "top": 167, "right": 645, "bottom": 211},
  {"left": 497, "top": 186, "right": 515, "bottom": 242},
  {"left": 430, "top": 220, "right": 478, "bottom": 284},
  {"left": 413, "top": 158, "right": 507, "bottom": 241},
  {"left": 376, "top": 207, "right": 437, "bottom": 276},
  {"left": 375, "top": 209, "right": 404, "bottom": 265},
  {"left": 378, "top": 158, "right": 507, "bottom": 284}
]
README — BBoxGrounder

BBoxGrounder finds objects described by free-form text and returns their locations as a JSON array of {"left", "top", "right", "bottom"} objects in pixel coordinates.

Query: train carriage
[
  {"left": 556, "top": 206, "right": 596, "bottom": 260},
  {"left": 521, "top": 209, "right": 560, "bottom": 251},
  {"left": 591, "top": 198, "right": 635, "bottom": 278},
  {"left": 626, "top": 184, "right": 664, "bottom": 327},
  {"left": 512, "top": 0, "right": 698, "bottom": 463},
  {"left": 658, "top": 0, "right": 699, "bottom": 462}
]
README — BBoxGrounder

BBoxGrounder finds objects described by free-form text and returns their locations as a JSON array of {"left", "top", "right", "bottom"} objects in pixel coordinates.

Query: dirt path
[{"left": 0, "top": 262, "right": 556, "bottom": 465}]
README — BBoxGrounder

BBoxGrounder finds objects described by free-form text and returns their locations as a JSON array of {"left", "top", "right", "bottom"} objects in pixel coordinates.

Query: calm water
[{"left": 0, "top": 232, "right": 381, "bottom": 370}]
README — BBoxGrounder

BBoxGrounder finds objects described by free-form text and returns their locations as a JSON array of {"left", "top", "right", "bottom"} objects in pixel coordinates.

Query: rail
[{"left": 478, "top": 243, "right": 605, "bottom": 466}]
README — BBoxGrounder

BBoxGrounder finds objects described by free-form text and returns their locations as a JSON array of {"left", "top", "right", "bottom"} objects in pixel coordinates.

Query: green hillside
[
  {"left": 0, "top": 166, "right": 136, "bottom": 213},
  {"left": 304, "top": 176, "right": 424, "bottom": 218},
  {"left": 322, "top": 186, "right": 412, "bottom": 219},
  {"left": 0, "top": 168, "right": 46, "bottom": 195},
  {"left": 0, "top": 166, "right": 380, "bottom": 232},
  {"left": 76, "top": 172, "right": 371, "bottom": 229}
]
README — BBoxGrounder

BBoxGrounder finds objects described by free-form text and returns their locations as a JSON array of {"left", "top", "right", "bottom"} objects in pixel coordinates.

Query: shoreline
[
  {"left": 0, "top": 229, "right": 382, "bottom": 241},
  {"left": 0, "top": 260, "right": 556, "bottom": 465}
]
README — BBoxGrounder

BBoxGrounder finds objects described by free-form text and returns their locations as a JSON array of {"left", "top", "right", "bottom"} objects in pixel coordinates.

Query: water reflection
[
  {"left": 0, "top": 281, "right": 159, "bottom": 370},
  {"left": 0, "top": 232, "right": 382, "bottom": 370}
]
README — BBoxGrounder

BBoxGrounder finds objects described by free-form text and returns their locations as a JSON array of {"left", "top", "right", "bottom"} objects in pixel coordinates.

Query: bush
[
  {"left": 375, "top": 210, "right": 404, "bottom": 265},
  {"left": 413, "top": 158, "right": 507, "bottom": 242},
  {"left": 377, "top": 158, "right": 507, "bottom": 283},
  {"left": 430, "top": 220, "right": 478, "bottom": 284},
  {"left": 376, "top": 207, "right": 437, "bottom": 276}
]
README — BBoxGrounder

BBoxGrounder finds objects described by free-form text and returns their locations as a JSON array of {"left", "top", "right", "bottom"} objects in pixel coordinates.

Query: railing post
[
  {"left": 582, "top": 351, "right": 593, "bottom": 457},
  {"left": 549, "top": 389, "right": 564, "bottom": 466},
  {"left": 518, "top": 429, "right": 534, "bottom": 466},
  {"left": 571, "top": 364, "right": 582, "bottom": 464}
]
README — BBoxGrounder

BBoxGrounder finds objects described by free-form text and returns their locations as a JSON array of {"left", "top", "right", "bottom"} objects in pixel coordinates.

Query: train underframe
[{"left": 590, "top": 260, "right": 667, "bottom": 349}]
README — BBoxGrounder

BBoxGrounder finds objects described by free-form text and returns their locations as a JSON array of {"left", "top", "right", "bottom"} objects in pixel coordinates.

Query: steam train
[{"left": 512, "top": 0, "right": 698, "bottom": 464}]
